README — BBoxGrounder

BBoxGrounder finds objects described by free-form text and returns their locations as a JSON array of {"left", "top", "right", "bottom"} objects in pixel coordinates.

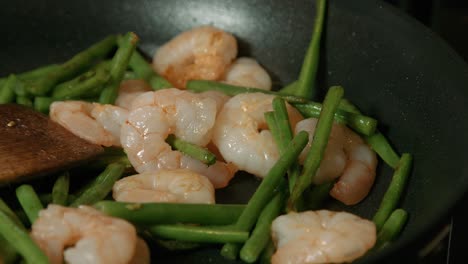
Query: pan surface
[{"left": 2, "top": 0, "right": 468, "bottom": 263}]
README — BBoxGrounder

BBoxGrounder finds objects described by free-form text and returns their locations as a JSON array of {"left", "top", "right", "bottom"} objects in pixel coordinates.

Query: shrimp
[
  {"left": 271, "top": 210, "right": 376, "bottom": 264},
  {"left": 212, "top": 93, "right": 303, "bottom": 178},
  {"left": 153, "top": 26, "right": 237, "bottom": 88},
  {"left": 223, "top": 57, "right": 272, "bottom": 90},
  {"left": 295, "top": 118, "right": 377, "bottom": 205},
  {"left": 121, "top": 89, "right": 237, "bottom": 188},
  {"left": 50, "top": 101, "right": 128, "bottom": 147},
  {"left": 30, "top": 205, "right": 138, "bottom": 264},
  {"left": 112, "top": 169, "right": 215, "bottom": 204},
  {"left": 115, "top": 79, "right": 152, "bottom": 109},
  {"left": 129, "top": 238, "right": 150, "bottom": 264}
]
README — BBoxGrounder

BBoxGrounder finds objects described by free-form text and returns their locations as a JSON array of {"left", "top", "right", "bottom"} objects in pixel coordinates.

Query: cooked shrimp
[
  {"left": 198, "top": 90, "right": 230, "bottom": 114},
  {"left": 223, "top": 57, "right": 272, "bottom": 90},
  {"left": 112, "top": 169, "right": 215, "bottom": 204},
  {"left": 115, "top": 79, "right": 152, "bottom": 109},
  {"left": 153, "top": 26, "right": 237, "bottom": 88},
  {"left": 295, "top": 118, "right": 377, "bottom": 205},
  {"left": 121, "top": 89, "right": 237, "bottom": 188},
  {"left": 50, "top": 101, "right": 128, "bottom": 147},
  {"left": 30, "top": 205, "right": 138, "bottom": 264},
  {"left": 129, "top": 238, "right": 150, "bottom": 264},
  {"left": 271, "top": 210, "right": 376, "bottom": 264},
  {"left": 212, "top": 93, "right": 303, "bottom": 178}
]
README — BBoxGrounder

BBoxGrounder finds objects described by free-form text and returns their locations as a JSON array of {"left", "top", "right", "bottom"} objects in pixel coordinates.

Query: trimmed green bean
[
  {"left": 0, "top": 210, "right": 49, "bottom": 264},
  {"left": 15, "top": 185, "right": 43, "bottom": 224},
  {"left": 15, "top": 96, "right": 32, "bottom": 107},
  {"left": 94, "top": 201, "right": 246, "bottom": 225},
  {"left": 52, "top": 172, "right": 70, "bottom": 206},
  {"left": 70, "top": 163, "right": 125, "bottom": 207},
  {"left": 39, "top": 194, "right": 77, "bottom": 206},
  {"left": 34, "top": 96, "right": 54, "bottom": 114},
  {"left": 339, "top": 99, "right": 400, "bottom": 168},
  {"left": 52, "top": 65, "right": 110, "bottom": 99},
  {"left": 264, "top": 112, "right": 281, "bottom": 148},
  {"left": 186, "top": 80, "right": 307, "bottom": 104},
  {"left": 166, "top": 135, "right": 216, "bottom": 165},
  {"left": 272, "top": 98, "right": 294, "bottom": 152},
  {"left": 154, "top": 239, "right": 201, "bottom": 251},
  {"left": 373, "top": 154, "right": 412, "bottom": 230},
  {"left": 375, "top": 209, "right": 408, "bottom": 249},
  {"left": 149, "top": 75, "right": 173, "bottom": 90},
  {"left": 99, "top": 32, "right": 138, "bottom": 104},
  {"left": 120, "top": 39, "right": 172, "bottom": 90},
  {"left": 293, "top": 102, "right": 377, "bottom": 136},
  {"left": 0, "top": 74, "right": 17, "bottom": 104},
  {"left": 147, "top": 224, "right": 249, "bottom": 243},
  {"left": 289, "top": 86, "right": 344, "bottom": 211},
  {"left": 221, "top": 131, "right": 308, "bottom": 259},
  {"left": 0, "top": 198, "right": 25, "bottom": 230},
  {"left": 0, "top": 235, "right": 18, "bottom": 264},
  {"left": 294, "top": 0, "right": 327, "bottom": 99},
  {"left": 16, "top": 64, "right": 60, "bottom": 80},
  {"left": 240, "top": 191, "right": 285, "bottom": 263},
  {"left": 271, "top": 97, "right": 301, "bottom": 193},
  {"left": 28, "top": 35, "right": 117, "bottom": 95},
  {"left": 259, "top": 239, "right": 275, "bottom": 264}
]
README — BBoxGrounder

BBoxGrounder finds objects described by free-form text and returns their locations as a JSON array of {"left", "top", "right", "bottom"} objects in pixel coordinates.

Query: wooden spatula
[{"left": 0, "top": 104, "right": 104, "bottom": 184}]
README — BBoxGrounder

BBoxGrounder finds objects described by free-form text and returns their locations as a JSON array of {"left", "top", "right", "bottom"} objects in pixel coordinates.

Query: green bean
[
  {"left": 15, "top": 64, "right": 60, "bottom": 80},
  {"left": 94, "top": 201, "right": 246, "bottom": 225},
  {"left": 0, "top": 235, "right": 18, "bottom": 264},
  {"left": 123, "top": 71, "right": 138, "bottom": 80},
  {"left": 70, "top": 163, "right": 125, "bottom": 207},
  {"left": 259, "top": 239, "right": 275, "bottom": 264},
  {"left": 288, "top": 86, "right": 344, "bottom": 211},
  {"left": 120, "top": 39, "right": 172, "bottom": 90},
  {"left": 186, "top": 80, "right": 307, "bottom": 104},
  {"left": 149, "top": 75, "right": 173, "bottom": 90},
  {"left": 15, "top": 96, "right": 32, "bottom": 107},
  {"left": 28, "top": 35, "right": 117, "bottom": 95},
  {"left": 373, "top": 154, "right": 412, "bottom": 230},
  {"left": 166, "top": 135, "right": 216, "bottom": 165},
  {"left": 0, "top": 210, "right": 50, "bottom": 264},
  {"left": 240, "top": 191, "right": 285, "bottom": 263},
  {"left": 34, "top": 96, "right": 54, "bottom": 114},
  {"left": 277, "top": 80, "right": 298, "bottom": 95},
  {"left": 99, "top": 33, "right": 138, "bottom": 104},
  {"left": 15, "top": 185, "right": 43, "bottom": 224},
  {"left": 52, "top": 172, "right": 70, "bottom": 206},
  {"left": 264, "top": 112, "right": 281, "bottom": 148},
  {"left": 221, "top": 131, "right": 308, "bottom": 259},
  {"left": 294, "top": 0, "right": 327, "bottom": 99},
  {"left": 0, "top": 198, "right": 25, "bottom": 230},
  {"left": 0, "top": 74, "right": 17, "bottom": 104},
  {"left": 293, "top": 102, "right": 377, "bottom": 136},
  {"left": 271, "top": 97, "right": 301, "bottom": 193},
  {"left": 12, "top": 79, "right": 30, "bottom": 97},
  {"left": 339, "top": 99, "right": 400, "bottom": 168},
  {"left": 52, "top": 65, "right": 110, "bottom": 100},
  {"left": 375, "top": 209, "right": 408, "bottom": 249},
  {"left": 154, "top": 239, "right": 201, "bottom": 251},
  {"left": 147, "top": 224, "right": 248, "bottom": 243},
  {"left": 39, "top": 194, "right": 77, "bottom": 206}
]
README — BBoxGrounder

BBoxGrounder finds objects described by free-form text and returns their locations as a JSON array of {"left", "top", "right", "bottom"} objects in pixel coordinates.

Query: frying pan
[{"left": 2, "top": 0, "right": 468, "bottom": 263}]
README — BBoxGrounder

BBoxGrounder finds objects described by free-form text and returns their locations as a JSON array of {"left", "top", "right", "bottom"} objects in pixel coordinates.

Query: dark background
[{"left": 384, "top": 0, "right": 468, "bottom": 263}]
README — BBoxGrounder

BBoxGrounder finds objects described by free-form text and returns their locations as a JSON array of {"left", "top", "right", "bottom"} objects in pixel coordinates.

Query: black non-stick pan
[{"left": 2, "top": 0, "right": 468, "bottom": 263}]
